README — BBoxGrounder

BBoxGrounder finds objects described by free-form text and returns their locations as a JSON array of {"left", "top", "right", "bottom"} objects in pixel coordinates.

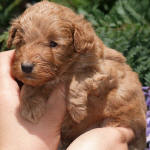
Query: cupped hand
[{"left": 0, "top": 50, "right": 66, "bottom": 150}]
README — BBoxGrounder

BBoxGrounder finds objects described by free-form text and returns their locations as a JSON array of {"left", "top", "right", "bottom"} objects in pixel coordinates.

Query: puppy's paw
[
  {"left": 20, "top": 101, "right": 46, "bottom": 123},
  {"left": 68, "top": 104, "right": 87, "bottom": 123}
]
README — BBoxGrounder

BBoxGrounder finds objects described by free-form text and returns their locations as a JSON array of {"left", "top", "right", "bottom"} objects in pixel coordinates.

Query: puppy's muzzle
[{"left": 21, "top": 62, "right": 34, "bottom": 73}]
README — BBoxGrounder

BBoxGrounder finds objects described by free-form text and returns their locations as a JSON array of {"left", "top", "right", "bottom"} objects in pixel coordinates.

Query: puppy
[{"left": 8, "top": 1, "right": 146, "bottom": 149}]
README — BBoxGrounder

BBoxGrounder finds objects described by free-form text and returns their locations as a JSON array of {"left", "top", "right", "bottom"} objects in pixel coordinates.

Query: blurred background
[{"left": 0, "top": 0, "right": 150, "bottom": 86}]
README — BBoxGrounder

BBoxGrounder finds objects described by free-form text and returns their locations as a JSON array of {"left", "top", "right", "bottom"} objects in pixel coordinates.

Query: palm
[{"left": 0, "top": 50, "right": 66, "bottom": 150}]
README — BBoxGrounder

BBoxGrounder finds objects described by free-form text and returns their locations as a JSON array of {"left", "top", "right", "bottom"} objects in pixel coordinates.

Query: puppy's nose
[{"left": 21, "top": 63, "right": 34, "bottom": 73}]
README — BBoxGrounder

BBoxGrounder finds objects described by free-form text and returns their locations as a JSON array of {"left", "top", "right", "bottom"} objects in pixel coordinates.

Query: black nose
[{"left": 21, "top": 63, "right": 34, "bottom": 73}]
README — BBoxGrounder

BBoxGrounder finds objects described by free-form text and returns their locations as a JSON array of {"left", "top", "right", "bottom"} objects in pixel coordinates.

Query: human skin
[
  {"left": 0, "top": 50, "right": 134, "bottom": 150},
  {"left": 0, "top": 50, "right": 66, "bottom": 150}
]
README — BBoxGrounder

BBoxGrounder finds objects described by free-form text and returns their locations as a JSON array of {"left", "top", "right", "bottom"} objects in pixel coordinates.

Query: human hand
[
  {"left": 0, "top": 50, "right": 66, "bottom": 150},
  {"left": 67, "top": 127, "right": 134, "bottom": 150}
]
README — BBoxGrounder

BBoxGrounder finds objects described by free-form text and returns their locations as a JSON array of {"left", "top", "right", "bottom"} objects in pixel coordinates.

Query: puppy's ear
[
  {"left": 73, "top": 23, "right": 96, "bottom": 53},
  {"left": 7, "top": 26, "right": 17, "bottom": 49},
  {"left": 7, "top": 19, "right": 23, "bottom": 49}
]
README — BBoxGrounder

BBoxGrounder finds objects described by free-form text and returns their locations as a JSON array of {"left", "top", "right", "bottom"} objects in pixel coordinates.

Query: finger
[
  {"left": 0, "top": 50, "right": 19, "bottom": 95},
  {"left": 0, "top": 50, "right": 15, "bottom": 76}
]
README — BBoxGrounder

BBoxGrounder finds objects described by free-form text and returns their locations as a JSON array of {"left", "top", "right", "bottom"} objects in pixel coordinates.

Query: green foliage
[
  {"left": 0, "top": 0, "right": 23, "bottom": 29},
  {"left": 0, "top": 0, "right": 25, "bottom": 51},
  {"left": 0, "top": 31, "right": 8, "bottom": 51},
  {"left": 0, "top": 0, "right": 150, "bottom": 85}
]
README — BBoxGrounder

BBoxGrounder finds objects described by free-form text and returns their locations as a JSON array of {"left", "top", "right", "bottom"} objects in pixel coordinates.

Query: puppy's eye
[{"left": 49, "top": 41, "right": 57, "bottom": 47}]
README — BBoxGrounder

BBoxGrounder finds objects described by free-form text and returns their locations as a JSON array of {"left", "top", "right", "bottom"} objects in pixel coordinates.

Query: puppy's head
[{"left": 8, "top": 2, "right": 100, "bottom": 86}]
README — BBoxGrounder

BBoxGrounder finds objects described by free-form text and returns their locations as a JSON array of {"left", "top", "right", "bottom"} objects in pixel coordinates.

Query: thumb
[
  {"left": 0, "top": 50, "right": 19, "bottom": 95},
  {"left": 43, "top": 83, "right": 66, "bottom": 126}
]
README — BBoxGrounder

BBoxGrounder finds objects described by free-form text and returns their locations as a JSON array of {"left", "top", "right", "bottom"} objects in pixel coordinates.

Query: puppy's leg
[
  {"left": 20, "top": 85, "right": 47, "bottom": 123},
  {"left": 68, "top": 77, "right": 88, "bottom": 123},
  {"left": 68, "top": 73, "right": 108, "bottom": 123}
]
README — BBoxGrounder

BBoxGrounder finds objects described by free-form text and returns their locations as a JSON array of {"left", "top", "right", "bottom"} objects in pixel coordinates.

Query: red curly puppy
[{"left": 7, "top": 1, "right": 146, "bottom": 149}]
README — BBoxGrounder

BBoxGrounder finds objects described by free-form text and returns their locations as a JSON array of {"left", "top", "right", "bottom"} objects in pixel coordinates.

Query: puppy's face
[
  {"left": 8, "top": 2, "right": 98, "bottom": 86},
  {"left": 10, "top": 18, "right": 75, "bottom": 86}
]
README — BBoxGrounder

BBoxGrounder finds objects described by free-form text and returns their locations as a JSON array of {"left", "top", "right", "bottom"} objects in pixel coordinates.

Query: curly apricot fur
[{"left": 8, "top": 1, "right": 146, "bottom": 149}]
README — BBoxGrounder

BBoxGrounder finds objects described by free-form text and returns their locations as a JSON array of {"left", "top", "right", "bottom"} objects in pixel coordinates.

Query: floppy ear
[
  {"left": 7, "top": 19, "right": 23, "bottom": 48},
  {"left": 73, "top": 23, "right": 96, "bottom": 53},
  {"left": 7, "top": 26, "right": 17, "bottom": 48}
]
